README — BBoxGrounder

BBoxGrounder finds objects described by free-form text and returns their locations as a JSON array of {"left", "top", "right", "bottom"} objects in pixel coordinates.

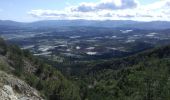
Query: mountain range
[{"left": 1, "top": 20, "right": 170, "bottom": 30}]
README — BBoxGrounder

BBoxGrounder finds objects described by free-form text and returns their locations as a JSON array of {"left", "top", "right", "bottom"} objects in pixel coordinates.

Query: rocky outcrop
[{"left": 0, "top": 71, "right": 43, "bottom": 100}]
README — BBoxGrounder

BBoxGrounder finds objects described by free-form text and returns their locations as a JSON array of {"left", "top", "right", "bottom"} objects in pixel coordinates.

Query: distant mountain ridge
[{"left": 0, "top": 20, "right": 170, "bottom": 30}]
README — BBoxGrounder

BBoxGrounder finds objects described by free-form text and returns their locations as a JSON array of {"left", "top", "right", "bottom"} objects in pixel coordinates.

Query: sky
[{"left": 0, "top": 0, "right": 169, "bottom": 22}]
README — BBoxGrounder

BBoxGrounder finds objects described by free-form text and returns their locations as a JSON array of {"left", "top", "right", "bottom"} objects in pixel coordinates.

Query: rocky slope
[{"left": 0, "top": 70, "right": 43, "bottom": 100}]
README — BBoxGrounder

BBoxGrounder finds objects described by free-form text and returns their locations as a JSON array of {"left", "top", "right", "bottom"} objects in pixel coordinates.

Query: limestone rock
[{"left": 0, "top": 71, "right": 43, "bottom": 100}]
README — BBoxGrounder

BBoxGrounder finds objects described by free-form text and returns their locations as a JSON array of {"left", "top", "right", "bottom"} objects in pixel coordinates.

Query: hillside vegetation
[
  {"left": 75, "top": 45, "right": 170, "bottom": 100},
  {"left": 0, "top": 37, "right": 81, "bottom": 100}
]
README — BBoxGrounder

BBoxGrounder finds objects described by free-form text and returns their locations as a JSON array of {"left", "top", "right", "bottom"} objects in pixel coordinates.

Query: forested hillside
[
  {"left": 0, "top": 37, "right": 81, "bottom": 100},
  {"left": 75, "top": 45, "right": 170, "bottom": 100}
]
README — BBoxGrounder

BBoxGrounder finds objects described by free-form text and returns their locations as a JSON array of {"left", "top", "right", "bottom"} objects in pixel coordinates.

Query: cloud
[
  {"left": 28, "top": 0, "right": 170, "bottom": 21},
  {"left": 28, "top": 10, "right": 68, "bottom": 19},
  {"left": 70, "top": 3, "right": 94, "bottom": 12},
  {"left": 71, "top": 0, "right": 139, "bottom": 12},
  {"left": 143, "top": 0, "right": 170, "bottom": 10}
]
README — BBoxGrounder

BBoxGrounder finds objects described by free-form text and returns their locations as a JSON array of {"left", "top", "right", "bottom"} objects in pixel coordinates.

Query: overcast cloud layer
[{"left": 28, "top": 0, "right": 170, "bottom": 21}]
